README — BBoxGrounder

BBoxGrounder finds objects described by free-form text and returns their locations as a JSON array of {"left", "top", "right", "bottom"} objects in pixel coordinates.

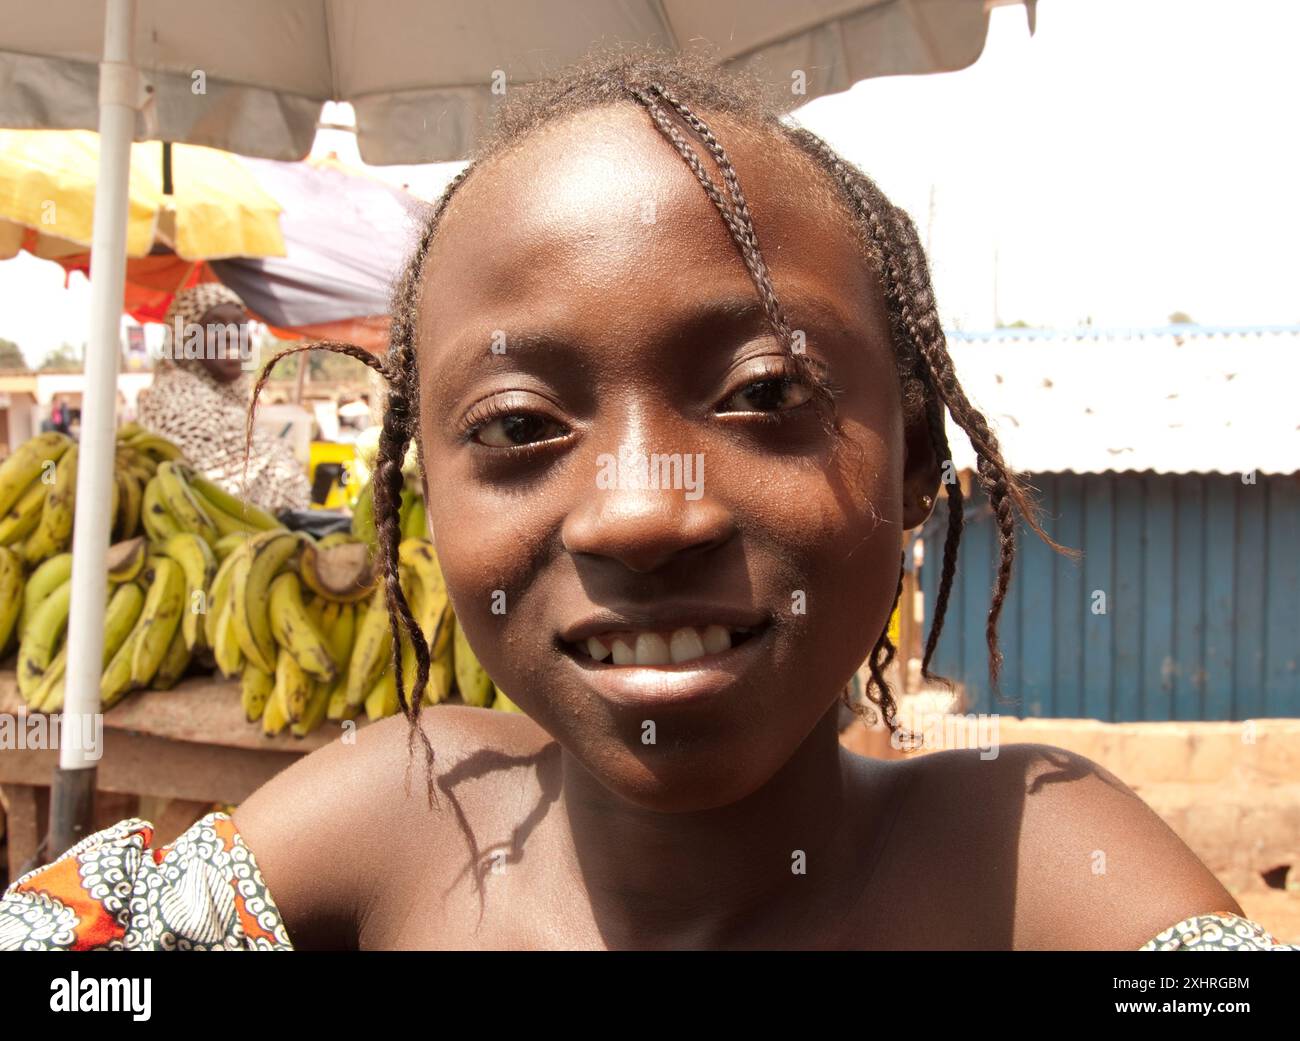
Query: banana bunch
[
  {"left": 15, "top": 536, "right": 194, "bottom": 712},
  {"left": 142, "top": 459, "right": 282, "bottom": 546},
  {"left": 0, "top": 424, "right": 197, "bottom": 568}
]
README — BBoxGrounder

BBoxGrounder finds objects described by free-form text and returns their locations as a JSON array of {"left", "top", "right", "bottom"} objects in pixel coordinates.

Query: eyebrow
[{"left": 446, "top": 291, "right": 857, "bottom": 369}]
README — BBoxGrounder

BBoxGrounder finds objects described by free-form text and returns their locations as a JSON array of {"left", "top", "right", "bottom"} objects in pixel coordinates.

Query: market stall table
[{"left": 0, "top": 668, "right": 338, "bottom": 881}]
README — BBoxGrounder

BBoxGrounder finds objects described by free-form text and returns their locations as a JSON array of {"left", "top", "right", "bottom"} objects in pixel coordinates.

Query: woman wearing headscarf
[{"left": 136, "top": 283, "right": 311, "bottom": 515}]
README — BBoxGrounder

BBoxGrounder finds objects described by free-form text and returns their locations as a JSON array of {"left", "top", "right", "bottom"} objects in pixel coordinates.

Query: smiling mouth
[{"left": 559, "top": 623, "right": 764, "bottom": 669}]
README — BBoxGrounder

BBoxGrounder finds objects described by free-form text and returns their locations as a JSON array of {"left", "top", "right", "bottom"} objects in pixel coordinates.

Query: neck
[{"left": 556, "top": 704, "right": 866, "bottom": 948}]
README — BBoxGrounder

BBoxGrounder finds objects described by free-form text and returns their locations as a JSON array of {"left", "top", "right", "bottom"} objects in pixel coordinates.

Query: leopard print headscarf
[{"left": 137, "top": 285, "right": 312, "bottom": 515}]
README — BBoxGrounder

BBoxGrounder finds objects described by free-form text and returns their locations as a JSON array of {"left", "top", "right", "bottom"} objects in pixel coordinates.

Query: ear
[{"left": 901, "top": 407, "right": 942, "bottom": 530}]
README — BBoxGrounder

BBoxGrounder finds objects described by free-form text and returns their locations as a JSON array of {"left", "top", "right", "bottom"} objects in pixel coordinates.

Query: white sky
[{"left": 2, "top": 0, "right": 1297, "bottom": 364}]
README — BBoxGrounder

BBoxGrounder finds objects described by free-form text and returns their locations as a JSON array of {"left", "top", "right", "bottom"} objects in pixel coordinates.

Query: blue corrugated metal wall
[{"left": 918, "top": 473, "right": 1300, "bottom": 720}]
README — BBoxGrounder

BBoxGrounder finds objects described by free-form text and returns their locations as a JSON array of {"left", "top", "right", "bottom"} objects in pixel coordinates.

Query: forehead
[{"left": 417, "top": 103, "right": 883, "bottom": 364}]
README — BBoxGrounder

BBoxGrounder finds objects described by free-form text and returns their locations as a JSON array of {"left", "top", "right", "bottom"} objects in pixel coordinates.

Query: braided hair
[{"left": 250, "top": 47, "right": 1072, "bottom": 800}]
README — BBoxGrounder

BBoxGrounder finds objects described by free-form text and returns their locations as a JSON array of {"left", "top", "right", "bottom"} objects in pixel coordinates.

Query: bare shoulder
[
  {"left": 881, "top": 742, "right": 1240, "bottom": 950},
  {"left": 232, "top": 706, "right": 556, "bottom": 949}
]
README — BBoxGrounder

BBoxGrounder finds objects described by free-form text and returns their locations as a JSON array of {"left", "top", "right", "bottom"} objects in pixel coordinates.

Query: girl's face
[{"left": 416, "top": 105, "right": 938, "bottom": 812}]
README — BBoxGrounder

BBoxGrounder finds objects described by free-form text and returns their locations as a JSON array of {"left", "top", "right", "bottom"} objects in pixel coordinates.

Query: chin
[{"left": 582, "top": 734, "right": 782, "bottom": 814}]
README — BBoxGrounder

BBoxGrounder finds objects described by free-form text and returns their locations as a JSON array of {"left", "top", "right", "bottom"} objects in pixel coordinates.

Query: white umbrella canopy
[
  {"left": 0, "top": 0, "right": 1012, "bottom": 854},
  {"left": 0, "top": 0, "right": 1001, "bottom": 164}
]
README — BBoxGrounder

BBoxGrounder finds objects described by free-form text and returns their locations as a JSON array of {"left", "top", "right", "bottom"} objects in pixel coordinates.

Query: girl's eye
[
  {"left": 470, "top": 409, "right": 568, "bottom": 448},
  {"left": 719, "top": 373, "right": 813, "bottom": 414}
]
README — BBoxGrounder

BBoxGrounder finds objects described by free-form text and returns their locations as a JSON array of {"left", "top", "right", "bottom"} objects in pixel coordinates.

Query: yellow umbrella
[{"left": 0, "top": 129, "right": 285, "bottom": 262}]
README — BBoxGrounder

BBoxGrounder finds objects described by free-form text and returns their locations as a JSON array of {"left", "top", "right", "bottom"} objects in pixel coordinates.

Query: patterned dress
[{"left": 0, "top": 812, "right": 1295, "bottom": 950}]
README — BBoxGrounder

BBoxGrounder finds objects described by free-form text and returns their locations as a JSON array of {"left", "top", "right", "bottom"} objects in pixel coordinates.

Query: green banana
[
  {"left": 0, "top": 431, "right": 71, "bottom": 515},
  {"left": 204, "top": 538, "right": 248, "bottom": 648},
  {"left": 231, "top": 530, "right": 303, "bottom": 673},
  {"left": 20, "top": 553, "right": 72, "bottom": 642},
  {"left": 154, "top": 462, "right": 219, "bottom": 544},
  {"left": 160, "top": 532, "right": 217, "bottom": 651},
  {"left": 0, "top": 479, "right": 48, "bottom": 545},
  {"left": 0, "top": 546, "right": 24, "bottom": 654},
  {"left": 124, "top": 431, "right": 184, "bottom": 463},
  {"left": 350, "top": 480, "right": 376, "bottom": 547},
  {"left": 16, "top": 578, "right": 72, "bottom": 702},
  {"left": 129, "top": 557, "right": 186, "bottom": 686},
  {"left": 23, "top": 444, "right": 77, "bottom": 564},
  {"left": 346, "top": 584, "right": 393, "bottom": 706},
  {"left": 141, "top": 476, "right": 183, "bottom": 542},
  {"left": 268, "top": 572, "right": 338, "bottom": 682},
  {"left": 186, "top": 470, "right": 281, "bottom": 532},
  {"left": 151, "top": 624, "right": 192, "bottom": 689}
]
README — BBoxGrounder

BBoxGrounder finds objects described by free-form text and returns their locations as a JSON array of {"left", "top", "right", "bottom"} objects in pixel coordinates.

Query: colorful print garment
[
  {"left": 0, "top": 812, "right": 292, "bottom": 950},
  {"left": 2, "top": 812, "right": 1296, "bottom": 950}
]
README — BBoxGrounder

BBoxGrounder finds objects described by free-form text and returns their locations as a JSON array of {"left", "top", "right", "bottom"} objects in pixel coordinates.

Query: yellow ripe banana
[
  {"left": 204, "top": 538, "right": 248, "bottom": 648},
  {"left": 291, "top": 680, "right": 331, "bottom": 737},
  {"left": 492, "top": 684, "right": 524, "bottom": 713},
  {"left": 106, "top": 537, "right": 147, "bottom": 584},
  {"left": 150, "top": 624, "right": 191, "bottom": 689},
  {"left": 20, "top": 552, "right": 72, "bottom": 642},
  {"left": 404, "top": 494, "right": 429, "bottom": 541},
  {"left": 262, "top": 679, "right": 289, "bottom": 736},
  {"left": 317, "top": 532, "right": 356, "bottom": 550},
  {"left": 129, "top": 556, "right": 186, "bottom": 687},
  {"left": 103, "top": 580, "right": 146, "bottom": 666},
  {"left": 272, "top": 649, "right": 311, "bottom": 729},
  {"left": 0, "top": 546, "right": 24, "bottom": 654},
  {"left": 212, "top": 596, "right": 244, "bottom": 677},
  {"left": 160, "top": 532, "right": 217, "bottom": 652},
  {"left": 32, "top": 646, "right": 67, "bottom": 713},
  {"left": 325, "top": 601, "right": 356, "bottom": 674},
  {"left": 186, "top": 470, "right": 281, "bottom": 532},
  {"left": 22, "top": 444, "right": 78, "bottom": 564},
  {"left": 347, "top": 584, "right": 393, "bottom": 706},
  {"left": 212, "top": 532, "right": 249, "bottom": 561},
  {"left": 141, "top": 476, "right": 183, "bottom": 542},
  {"left": 125, "top": 431, "right": 184, "bottom": 463},
  {"left": 114, "top": 470, "right": 142, "bottom": 540},
  {"left": 116, "top": 421, "right": 144, "bottom": 441},
  {"left": 16, "top": 578, "right": 72, "bottom": 703},
  {"left": 364, "top": 664, "right": 398, "bottom": 721},
  {"left": 154, "top": 462, "right": 219, "bottom": 544},
  {"left": 232, "top": 530, "right": 304, "bottom": 673},
  {"left": 0, "top": 431, "right": 72, "bottom": 516},
  {"left": 452, "top": 615, "right": 494, "bottom": 708},
  {"left": 268, "top": 572, "right": 338, "bottom": 683},
  {"left": 102, "top": 628, "right": 141, "bottom": 709},
  {"left": 0, "top": 478, "right": 48, "bottom": 545},
  {"left": 241, "top": 665, "right": 273, "bottom": 722},
  {"left": 326, "top": 682, "right": 360, "bottom": 721}
]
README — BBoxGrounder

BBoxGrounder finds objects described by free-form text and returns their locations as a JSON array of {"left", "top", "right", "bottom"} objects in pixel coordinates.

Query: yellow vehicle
[{"left": 307, "top": 441, "right": 362, "bottom": 510}]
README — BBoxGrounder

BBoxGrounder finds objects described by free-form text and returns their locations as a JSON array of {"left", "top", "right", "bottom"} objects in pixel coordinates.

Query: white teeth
[
  {"left": 701, "top": 624, "right": 732, "bottom": 655},
  {"left": 669, "top": 627, "right": 706, "bottom": 663},
  {"left": 634, "top": 632, "right": 671, "bottom": 665},
  {"left": 577, "top": 623, "right": 747, "bottom": 664}
]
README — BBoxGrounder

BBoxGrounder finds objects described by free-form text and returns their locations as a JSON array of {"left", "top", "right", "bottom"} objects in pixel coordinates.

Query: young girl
[{"left": 2, "top": 50, "right": 1292, "bottom": 951}]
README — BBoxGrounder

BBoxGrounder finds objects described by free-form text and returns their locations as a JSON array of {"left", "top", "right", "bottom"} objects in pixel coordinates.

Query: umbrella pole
[{"left": 47, "top": 0, "right": 139, "bottom": 858}]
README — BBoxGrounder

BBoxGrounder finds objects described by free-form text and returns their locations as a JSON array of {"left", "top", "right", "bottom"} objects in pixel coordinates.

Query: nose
[{"left": 561, "top": 443, "right": 736, "bottom": 574}]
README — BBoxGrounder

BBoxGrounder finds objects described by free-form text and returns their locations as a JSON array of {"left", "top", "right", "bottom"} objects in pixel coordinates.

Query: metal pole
[{"left": 48, "top": 0, "right": 139, "bottom": 858}]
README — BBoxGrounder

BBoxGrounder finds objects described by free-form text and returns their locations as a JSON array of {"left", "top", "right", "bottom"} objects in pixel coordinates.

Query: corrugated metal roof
[{"left": 938, "top": 327, "right": 1300, "bottom": 475}]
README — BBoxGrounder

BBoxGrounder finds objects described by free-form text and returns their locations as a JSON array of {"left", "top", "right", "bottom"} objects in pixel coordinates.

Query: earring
[{"left": 920, "top": 494, "right": 933, "bottom": 510}]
